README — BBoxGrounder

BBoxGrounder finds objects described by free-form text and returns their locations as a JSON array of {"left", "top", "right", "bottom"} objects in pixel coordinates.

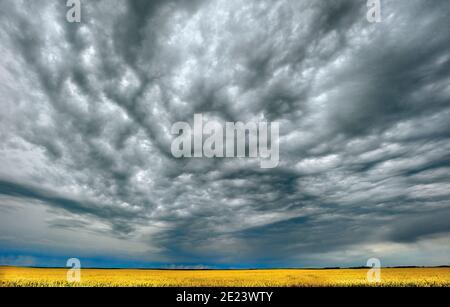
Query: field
[{"left": 1, "top": 267, "right": 449, "bottom": 287}]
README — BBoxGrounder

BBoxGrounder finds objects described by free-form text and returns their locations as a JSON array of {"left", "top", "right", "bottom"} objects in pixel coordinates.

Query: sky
[{"left": 0, "top": 0, "right": 449, "bottom": 268}]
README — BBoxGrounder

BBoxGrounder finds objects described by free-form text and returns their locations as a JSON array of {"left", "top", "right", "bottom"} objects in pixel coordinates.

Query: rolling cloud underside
[{"left": 0, "top": 0, "right": 449, "bottom": 266}]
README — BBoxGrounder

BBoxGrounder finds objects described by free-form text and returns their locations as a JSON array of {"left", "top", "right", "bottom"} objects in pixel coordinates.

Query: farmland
[{"left": 1, "top": 267, "right": 449, "bottom": 287}]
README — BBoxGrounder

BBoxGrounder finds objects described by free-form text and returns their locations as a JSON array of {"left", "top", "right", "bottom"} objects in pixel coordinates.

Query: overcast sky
[{"left": 0, "top": 0, "right": 449, "bottom": 268}]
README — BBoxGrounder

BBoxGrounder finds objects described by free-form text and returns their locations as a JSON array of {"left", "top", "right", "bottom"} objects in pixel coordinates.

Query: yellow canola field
[{"left": 1, "top": 267, "right": 449, "bottom": 287}]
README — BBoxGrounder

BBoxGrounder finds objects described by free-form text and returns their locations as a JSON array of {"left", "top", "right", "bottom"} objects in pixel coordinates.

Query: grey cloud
[
  {"left": 0, "top": 0, "right": 449, "bottom": 266},
  {"left": 0, "top": 179, "right": 142, "bottom": 234},
  {"left": 387, "top": 208, "right": 450, "bottom": 243}
]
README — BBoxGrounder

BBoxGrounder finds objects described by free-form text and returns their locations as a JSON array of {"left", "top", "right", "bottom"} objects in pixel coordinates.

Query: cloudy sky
[{"left": 0, "top": 0, "right": 449, "bottom": 268}]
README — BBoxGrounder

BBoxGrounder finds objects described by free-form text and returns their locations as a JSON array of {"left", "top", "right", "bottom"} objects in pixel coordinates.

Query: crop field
[{"left": 1, "top": 267, "right": 449, "bottom": 287}]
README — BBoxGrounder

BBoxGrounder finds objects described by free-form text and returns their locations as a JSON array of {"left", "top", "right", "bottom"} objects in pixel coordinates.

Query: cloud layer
[{"left": 0, "top": 0, "right": 449, "bottom": 267}]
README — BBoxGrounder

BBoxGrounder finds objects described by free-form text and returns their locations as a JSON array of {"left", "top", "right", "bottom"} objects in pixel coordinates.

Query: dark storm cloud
[
  {"left": 387, "top": 207, "right": 450, "bottom": 243},
  {"left": 0, "top": 0, "right": 449, "bottom": 266},
  {"left": 0, "top": 179, "right": 142, "bottom": 234}
]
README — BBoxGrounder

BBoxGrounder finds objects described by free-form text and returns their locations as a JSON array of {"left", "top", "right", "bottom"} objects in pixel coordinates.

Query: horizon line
[{"left": 2, "top": 265, "right": 449, "bottom": 270}]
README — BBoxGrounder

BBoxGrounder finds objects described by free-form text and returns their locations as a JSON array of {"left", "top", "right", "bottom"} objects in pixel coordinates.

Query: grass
[{"left": 1, "top": 267, "right": 449, "bottom": 287}]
